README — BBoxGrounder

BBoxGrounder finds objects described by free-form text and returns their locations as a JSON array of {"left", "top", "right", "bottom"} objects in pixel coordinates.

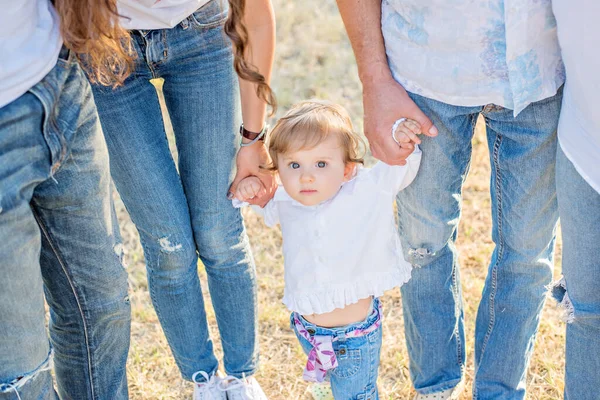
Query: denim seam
[
  {"left": 160, "top": 30, "right": 168, "bottom": 63},
  {"left": 452, "top": 114, "right": 479, "bottom": 372},
  {"left": 474, "top": 131, "right": 504, "bottom": 398},
  {"left": 32, "top": 207, "right": 96, "bottom": 399},
  {"left": 452, "top": 259, "right": 463, "bottom": 369},
  {"left": 27, "top": 85, "right": 68, "bottom": 176},
  {"left": 141, "top": 35, "right": 159, "bottom": 79}
]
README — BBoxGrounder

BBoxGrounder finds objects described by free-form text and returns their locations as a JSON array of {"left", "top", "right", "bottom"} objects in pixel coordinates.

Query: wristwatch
[{"left": 239, "top": 124, "right": 267, "bottom": 147}]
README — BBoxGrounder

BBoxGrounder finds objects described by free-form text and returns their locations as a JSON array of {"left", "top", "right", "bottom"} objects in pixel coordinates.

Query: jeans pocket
[
  {"left": 330, "top": 347, "right": 362, "bottom": 378},
  {"left": 190, "top": 0, "right": 228, "bottom": 29}
]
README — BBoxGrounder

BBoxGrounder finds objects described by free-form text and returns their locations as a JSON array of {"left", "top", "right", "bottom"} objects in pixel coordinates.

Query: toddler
[{"left": 235, "top": 101, "right": 421, "bottom": 399}]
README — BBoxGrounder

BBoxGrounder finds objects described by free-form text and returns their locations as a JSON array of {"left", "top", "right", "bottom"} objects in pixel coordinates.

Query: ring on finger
[{"left": 391, "top": 117, "right": 407, "bottom": 146}]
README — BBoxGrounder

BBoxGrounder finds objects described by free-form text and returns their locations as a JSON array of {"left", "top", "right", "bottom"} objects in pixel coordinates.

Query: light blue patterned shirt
[{"left": 381, "top": 0, "right": 565, "bottom": 116}]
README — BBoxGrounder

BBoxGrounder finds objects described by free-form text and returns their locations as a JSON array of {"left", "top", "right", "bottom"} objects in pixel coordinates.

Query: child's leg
[{"left": 328, "top": 325, "right": 382, "bottom": 399}]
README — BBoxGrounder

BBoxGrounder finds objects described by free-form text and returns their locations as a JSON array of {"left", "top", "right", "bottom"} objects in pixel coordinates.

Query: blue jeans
[
  {"left": 554, "top": 145, "right": 600, "bottom": 400},
  {"left": 397, "top": 91, "right": 562, "bottom": 399},
  {"left": 90, "top": 0, "right": 258, "bottom": 381},
  {"left": 292, "top": 299, "right": 383, "bottom": 400},
  {"left": 0, "top": 48, "right": 130, "bottom": 399}
]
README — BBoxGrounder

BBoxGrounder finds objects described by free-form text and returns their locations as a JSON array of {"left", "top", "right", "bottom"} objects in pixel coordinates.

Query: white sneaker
[
  {"left": 192, "top": 371, "right": 227, "bottom": 400},
  {"left": 220, "top": 375, "right": 268, "bottom": 400}
]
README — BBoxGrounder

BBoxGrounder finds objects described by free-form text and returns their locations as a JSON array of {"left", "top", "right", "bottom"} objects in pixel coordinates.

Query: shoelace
[
  {"left": 217, "top": 374, "right": 250, "bottom": 393},
  {"left": 192, "top": 370, "right": 220, "bottom": 392}
]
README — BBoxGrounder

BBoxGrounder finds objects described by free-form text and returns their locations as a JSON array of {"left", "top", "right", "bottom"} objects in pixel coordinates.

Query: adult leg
[
  {"left": 32, "top": 52, "right": 131, "bottom": 399},
  {"left": 1, "top": 50, "right": 130, "bottom": 399},
  {"left": 473, "top": 93, "right": 561, "bottom": 399},
  {"left": 397, "top": 93, "right": 480, "bottom": 394},
  {"left": 554, "top": 145, "right": 600, "bottom": 400},
  {"left": 91, "top": 31, "right": 219, "bottom": 380},
  {"left": 161, "top": 1, "right": 258, "bottom": 377},
  {"left": 0, "top": 91, "right": 58, "bottom": 400}
]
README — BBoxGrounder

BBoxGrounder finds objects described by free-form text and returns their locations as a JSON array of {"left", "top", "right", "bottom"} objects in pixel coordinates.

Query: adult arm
[
  {"left": 335, "top": 0, "right": 438, "bottom": 165},
  {"left": 228, "top": 0, "right": 276, "bottom": 206}
]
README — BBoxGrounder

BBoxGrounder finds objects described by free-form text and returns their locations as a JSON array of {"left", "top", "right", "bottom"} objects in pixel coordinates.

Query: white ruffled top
[{"left": 249, "top": 148, "right": 421, "bottom": 315}]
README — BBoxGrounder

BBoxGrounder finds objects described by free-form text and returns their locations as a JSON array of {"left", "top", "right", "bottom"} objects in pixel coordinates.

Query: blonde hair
[{"left": 266, "top": 100, "right": 365, "bottom": 171}]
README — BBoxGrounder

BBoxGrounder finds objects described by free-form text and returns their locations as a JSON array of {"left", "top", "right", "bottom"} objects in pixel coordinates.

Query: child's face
[{"left": 276, "top": 134, "right": 354, "bottom": 206}]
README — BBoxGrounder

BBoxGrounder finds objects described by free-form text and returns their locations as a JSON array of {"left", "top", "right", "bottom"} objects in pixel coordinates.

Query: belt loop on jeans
[
  {"left": 335, "top": 330, "right": 349, "bottom": 360},
  {"left": 180, "top": 17, "right": 190, "bottom": 30},
  {"left": 334, "top": 329, "right": 346, "bottom": 343}
]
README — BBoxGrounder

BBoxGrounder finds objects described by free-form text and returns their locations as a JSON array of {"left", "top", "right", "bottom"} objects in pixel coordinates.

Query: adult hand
[
  {"left": 363, "top": 75, "right": 438, "bottom": 165},
  {"left": 228, "top": 142, "right": 276, "bottom": 207}
]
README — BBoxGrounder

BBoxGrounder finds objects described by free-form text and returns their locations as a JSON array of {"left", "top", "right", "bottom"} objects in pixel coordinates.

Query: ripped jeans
[
  {"left": 396, "top": 90, "right": 562, "bottom": 399},
  {"left": 553, "top": 144, "right": 600, "bottom": 400},
  {"left": 0, "top": 49, "right": 130, "bottom": 399},
  {"left": 89, "top": 0, "right": 258, "bottom": 380}
]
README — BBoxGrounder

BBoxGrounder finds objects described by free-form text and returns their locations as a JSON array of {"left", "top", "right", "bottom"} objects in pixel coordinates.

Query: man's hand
[
  {"left": 363, "top": 75, "right": 438, "bottom": 165},
  {"left": 228, "top": 143, "right": 276, "bottom": 207}
]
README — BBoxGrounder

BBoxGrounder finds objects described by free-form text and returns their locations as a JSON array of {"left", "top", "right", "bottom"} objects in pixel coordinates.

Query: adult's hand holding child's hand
[
  {"left": 228, "top": 143, "right": 276, "bottom": 207},
  {"left": 363, "top": 75, "right": 438, "bottom": 165},
  {"left": 235, "top": 176, "right": 264, "bottom": 203}
]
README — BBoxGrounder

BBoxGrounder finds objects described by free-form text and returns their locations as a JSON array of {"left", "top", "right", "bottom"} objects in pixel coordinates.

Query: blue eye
[
  {"left": 289, "top": 162, "right": 300, "bottom": 169},
  {"left": 317, "top": 161, "right": 327, "bottom": 168}
]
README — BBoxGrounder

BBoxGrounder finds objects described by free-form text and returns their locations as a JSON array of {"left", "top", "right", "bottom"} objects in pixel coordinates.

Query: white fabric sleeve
[
  {"left": 370, "top": 145, "right": 422, "bottom": 194},
  {"left": 231, "top": 199, "right": 280, "bottom": 227}
]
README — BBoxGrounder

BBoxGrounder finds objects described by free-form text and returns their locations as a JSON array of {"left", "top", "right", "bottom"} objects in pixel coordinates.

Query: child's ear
[{"left": 343, "top": 162, "right": 356, "bottom": 181}]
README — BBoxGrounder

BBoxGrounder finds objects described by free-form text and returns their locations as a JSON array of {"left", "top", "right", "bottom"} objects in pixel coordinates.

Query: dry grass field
[{"left": 118, "top": 1, "right": 567, "bottom": 398}]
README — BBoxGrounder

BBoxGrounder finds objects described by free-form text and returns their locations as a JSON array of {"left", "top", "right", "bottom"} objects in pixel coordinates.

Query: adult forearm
[
  {"left": 336, "top": 0, "right": 392, "bottom": 85},
  {"left": 239, "top": 0, "right": 275, "bottom": 134}
]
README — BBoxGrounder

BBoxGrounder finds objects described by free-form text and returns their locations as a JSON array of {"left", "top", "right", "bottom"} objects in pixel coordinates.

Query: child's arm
[{"left": 233, "top": 176, "right": 280, "bottom": 227}]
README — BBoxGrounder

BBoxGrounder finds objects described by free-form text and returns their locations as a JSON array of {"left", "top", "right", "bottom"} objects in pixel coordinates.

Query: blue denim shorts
[{"left": 291, "top": 298, "right": 382, "bottom": 399}]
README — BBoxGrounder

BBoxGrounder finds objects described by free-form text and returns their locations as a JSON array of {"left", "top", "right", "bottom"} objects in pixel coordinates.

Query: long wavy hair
[
  {"left": 53, "top": 0, "right": 134, "bottom": 86},
  {"left": 224, "top": 0, "right": 277, "bottom": 115}
]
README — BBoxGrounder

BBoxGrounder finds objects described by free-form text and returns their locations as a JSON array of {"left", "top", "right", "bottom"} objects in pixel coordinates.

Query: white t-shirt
[
  {"left": 118, "top": 0, "right": 210, "bottom": 29},
  {"left": 553, "top": 0, "right": 600, "bottom": 193},
  {"left": 245, "top": 149, "right": 421, "bottom": 315},
  {"left": 0, "top": 0, "right": 62, "bottom": 108}
]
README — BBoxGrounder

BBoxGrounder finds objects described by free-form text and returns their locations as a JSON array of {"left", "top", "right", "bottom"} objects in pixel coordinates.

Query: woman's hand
[{"left": 228, "top": 142, "right": 276, "bottom": 207}]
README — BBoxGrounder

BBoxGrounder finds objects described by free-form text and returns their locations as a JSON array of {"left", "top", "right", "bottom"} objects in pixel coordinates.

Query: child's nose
[{"left": 300, "top": 172, "right": 314, "bottom": 183}]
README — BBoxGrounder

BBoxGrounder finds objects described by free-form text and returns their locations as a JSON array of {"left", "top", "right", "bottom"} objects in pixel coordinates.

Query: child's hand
[
  {"left": 392, "top": 118, "right": 422, "bottom": 145},
  {"left": 235, "top": 176, "right": 265, "bottom": 202}
]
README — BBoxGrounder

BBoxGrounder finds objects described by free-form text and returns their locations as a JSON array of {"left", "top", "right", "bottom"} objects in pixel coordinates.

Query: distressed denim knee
[
  {"left": 142, "top": 231, "right": 198, "bottom": 280},
  {"left": 0, "top": 354, "right": 55, "bottom": 400},
  {"left": 397, "top": 213, "right": 458, "bottom": 270},
  {"left": 551, "top": 276, "right": 600, "bottom": 326}
]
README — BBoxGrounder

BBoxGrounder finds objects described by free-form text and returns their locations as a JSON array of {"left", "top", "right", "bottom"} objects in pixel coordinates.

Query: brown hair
[
  {"left": 225, "top": 0, "right": 277, "bottom": 115},
  {"left": 54, "top": 0, "right": 135, "bottom": 87},
  {"left": 266, "top": 100, "right": 365, "bottom": 171}
]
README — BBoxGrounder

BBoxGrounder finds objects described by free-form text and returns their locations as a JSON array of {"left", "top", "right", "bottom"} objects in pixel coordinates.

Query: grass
[{"left": 118, "top": 0, "right": 567, "bottom": 398}]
